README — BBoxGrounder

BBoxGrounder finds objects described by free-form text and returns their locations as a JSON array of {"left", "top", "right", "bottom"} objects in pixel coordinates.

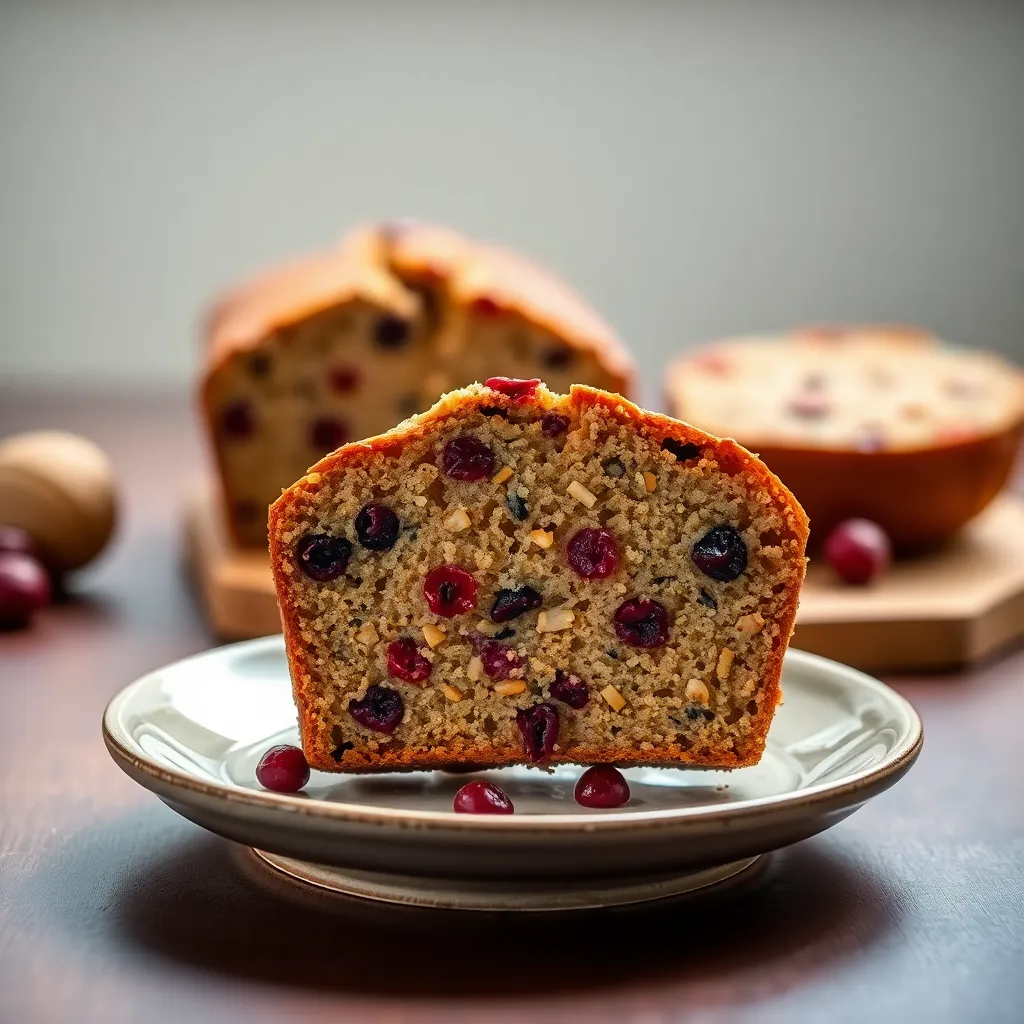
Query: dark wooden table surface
[{"left": 2, "top": 390, "right": 1022, "bottom": 1024}]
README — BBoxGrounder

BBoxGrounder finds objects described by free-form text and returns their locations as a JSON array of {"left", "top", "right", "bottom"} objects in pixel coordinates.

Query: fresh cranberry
[
  {"left": 661, "top": 438, "right": 700, "bottom": 462},
  {"left": 613, "top": 598, "right": 669, "bottom": 648},
  {"left": 484, "top": 377, "right": 541, "bottom": 402},
  {"left": 423, "top": 565, "right": 478, "bottom": 616},
  {"left": 541, "top": 413, "right": 570, "bottom": 437},
  {"left": 470, "top": 296, "right": 503, "bottom": 318},
  {"left": 824, "top": 518, "right": 892, "bottom": 585},
  {"left": 295, "top": 534, "right": 353, "bottom": 581},
  {"left": 221, "top": 400, "right": 254, "bottom": 439},
  {"left": 0, "top": 526, "right": 39, "bottom": 559},
  {"left": 329, "top": 366, "right": 360, "bottom": 392},
  {"left": 691, "top": 526, "right": 748, "bottom": 582},
  {"left": 549, "top": 670, "right": 589, "bottom": 709},
  {"left": 441, "top": 436, "right": 495, "bottom": 481},
  {"left": 515, "top": 703, "right": 560, "bottom": 762},
  {"left": 310, "top": 416, "right": 349, "bottom": 451},
  {"left": 374, "top": 315, "right": 411, "bottom": 348},
  {"left": 386, "top": 637, "right": 432, "bottom": 684},
  {"left": 574, "top": 766, "right": 630, "bottom": 808},
  {"left": 355, "top": 503, "right": 400, "bottom": 550},
  {"left": 566, "top": 528, "right": 619, "bottom": 579},
  {"left": 478, "top": 639, "right": 523, "bottom": 681},
  {"left": 0, "top": 552, "right": 52, "bottom": 628},
  {"left": 255, "top": 744, "right": 310, "bottom": 793},
  {"left": 490, "top": 585, "right": 543, "bottom": 623},
  {"left": 348, "top": 684, "right": 405, "bottom": 733},
  {"left": 453, "top": 780, "right": 515, "bottom": 814}
]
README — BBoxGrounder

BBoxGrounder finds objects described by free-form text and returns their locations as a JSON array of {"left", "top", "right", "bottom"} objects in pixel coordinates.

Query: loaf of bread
[
  {"left": 201, "top": 223, "right": 635, "bottom": 546},
  {"left": 667, "top": 325, "right": 1024, "bottom": 549},
  {"left": 268, "top": 379, "right": 808, "bottom": 772}
]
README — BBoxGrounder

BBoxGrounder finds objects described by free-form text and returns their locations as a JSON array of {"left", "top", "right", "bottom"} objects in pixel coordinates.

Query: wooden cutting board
[{"left": 184, "top": 479, "right": 1024, "bottom": 671}]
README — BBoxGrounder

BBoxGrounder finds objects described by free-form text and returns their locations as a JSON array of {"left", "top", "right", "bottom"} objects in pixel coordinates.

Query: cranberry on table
[
  {"left": 484, "top": 377, "right": 541, "bottom": 402},
  {"left": 613, "top": 597, "right": 669, "bottom": 648},
  {"left": 515, "top": 703, "right": 560, "bottom": 762},
  {"left": 453, "top": 780, "right": 515, "bottom": 815},
  {"left": 575, "top": 766, "right": 630, "bottom": 808},
  {"left": 386, "top": 637, "right": 432, "bottom": 684},
  {"left": 441, "top": 436, "right": 495, "bottom": 481},
  {"left": 423, "top": 564, "right": 479, "bottom": 616},
  {"left": 0, "top": 552, "right": 52, "bottom": 628},
  {"left": 355, "top": 503, "right": 400, "bottom": 550},
  {"left": 566, "top": 528, "right": 619, "bottom": 579},
  {"left": 255, "top": 744, "right": 310, "bottom": 793},
  {"left": 824, "top": 518, "right": 892, "bottom": 585},
  {"left": 295, "top": 534, "right": 352, "bottom": 581},
  {"left": 0, "top": 526, "right": 38, "bottom": 558},
  {"left": 348, "top": 684, "right": 405, "bottom": 733},
  {"left": 549, "top": 670, "right": 590, "bottom": 709},
  {"left": 490, "top": 585, "right": 543, "bottom": 623},
  {"left": 691, "top": 525, "right": 748, "bottom": 582}
]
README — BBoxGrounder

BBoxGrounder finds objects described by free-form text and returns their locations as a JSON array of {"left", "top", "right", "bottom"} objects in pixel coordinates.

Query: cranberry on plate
[
  {"left": 453, "top": 780, "right": 515, "bottom": 814},
  {"left": 424, "top": 565, "right": 478, "bottom": 616},
  {"left": 823, "top": 518, "right": 891, "bottom": 585},
  {"left": 0, "top": 551, "right": 52, "bottom": 628},
  {"left": 256, "top": 744, "right": 310, "bottom": 793},
  {"left": 574, "top": 765, "right": 630, "bottom": 808}
]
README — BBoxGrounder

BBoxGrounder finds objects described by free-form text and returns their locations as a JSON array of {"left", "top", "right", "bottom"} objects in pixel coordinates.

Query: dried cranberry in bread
[
  {"left": 201, "top": 222, "right": 634, "bottom": 546},
  {"left": 667, "top": 325, "right": 1024, "bottom": 551},
  {"left": 268, "top": 380, "right": 808, "bottom": 772}
]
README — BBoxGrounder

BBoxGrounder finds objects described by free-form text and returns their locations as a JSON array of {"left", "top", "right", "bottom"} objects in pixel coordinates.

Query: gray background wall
[{"left": 1, "top": 0, "right": 1022, "bottom": 406}]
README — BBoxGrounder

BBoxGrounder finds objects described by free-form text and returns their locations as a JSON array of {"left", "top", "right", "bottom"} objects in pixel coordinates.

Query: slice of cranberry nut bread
[{"left": 268, "top": 380, "right": 809, "bottom": 772}]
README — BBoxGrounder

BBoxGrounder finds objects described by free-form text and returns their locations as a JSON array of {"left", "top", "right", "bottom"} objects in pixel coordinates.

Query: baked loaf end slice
[
  {"left": 202, "top": 221, "right": 634, "bottom": 546},
  {"left": 269, "top": 380, "right": 808, "bottom": 772}
]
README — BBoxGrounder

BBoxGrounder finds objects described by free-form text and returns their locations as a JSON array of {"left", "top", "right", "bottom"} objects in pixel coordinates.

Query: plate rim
[{"left": 102, "top": 636, "right": 923, "bottom": 834}]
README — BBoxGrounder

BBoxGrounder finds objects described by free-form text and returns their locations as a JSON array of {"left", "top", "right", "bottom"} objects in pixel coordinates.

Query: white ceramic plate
[{"left": 103, "top": 637, "right": 922, "bottom": 910}]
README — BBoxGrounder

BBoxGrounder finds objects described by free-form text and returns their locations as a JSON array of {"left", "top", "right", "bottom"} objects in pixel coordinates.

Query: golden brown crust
[
  {"left": 269, "top": 383, "right": 808, "bottom": 772},
  {"left": 387, "top": 222, "right": 634, "bottom": 396},
  {"left": 666, "top": 325, "right": 1024, "bottom": 550},
  {"left": 202, "top": 220, "right": 635, "bottom": 394}
]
